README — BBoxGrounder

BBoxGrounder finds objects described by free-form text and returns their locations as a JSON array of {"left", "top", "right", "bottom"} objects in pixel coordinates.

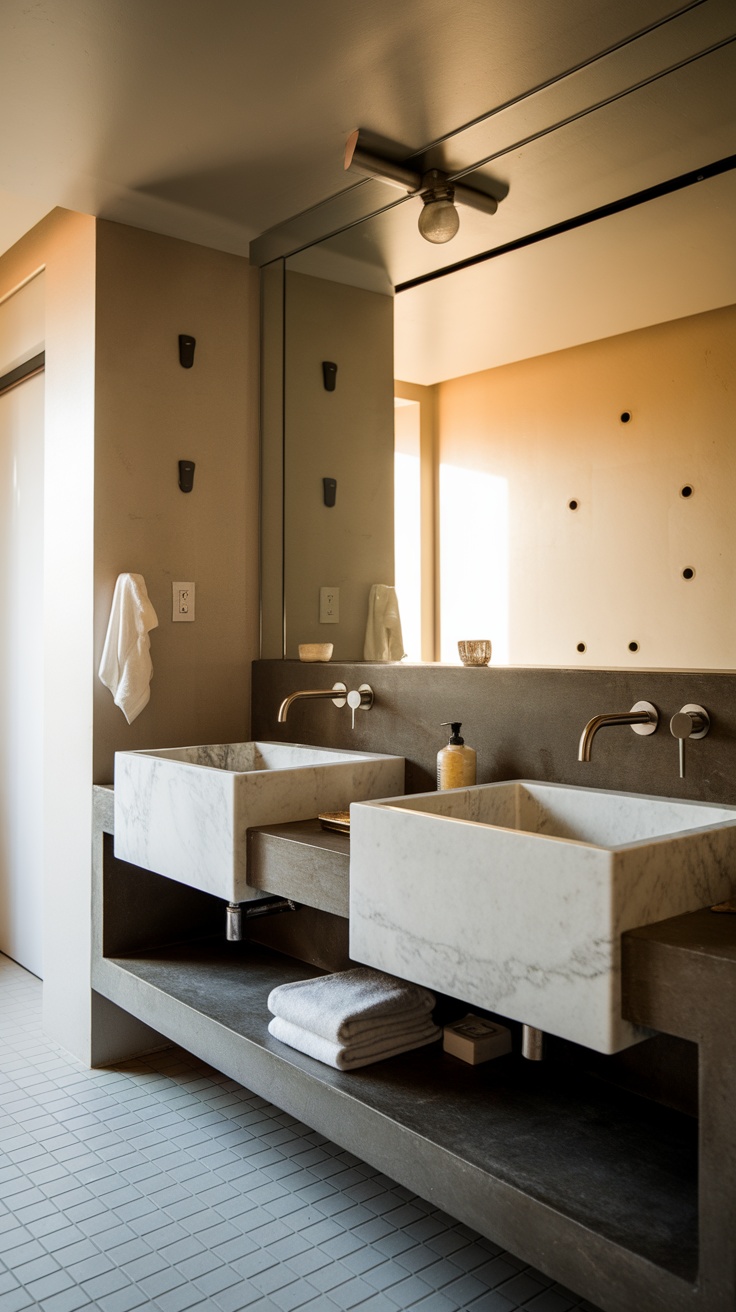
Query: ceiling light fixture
[
  {"left": 344, "top": 130, "right": 499, "bottom": 244},
  {"left": 417, "top": 171, "right": 460, "bottom": 244}
]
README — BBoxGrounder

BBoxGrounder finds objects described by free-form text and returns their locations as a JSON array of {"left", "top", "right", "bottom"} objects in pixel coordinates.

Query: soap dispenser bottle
[{"left": 437, "top": 722, "right": 477, "bottom": 790}]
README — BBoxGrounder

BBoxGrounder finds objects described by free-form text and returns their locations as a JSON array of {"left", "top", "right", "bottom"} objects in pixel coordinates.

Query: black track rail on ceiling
[
  {"left": 0, "top": 352, "right": 45, "bottom": 397},
  {"left": 405, "top": 0, "right": 714, "bottom": 167},
  {"left": 395, "top": 154, "right": 736, "bottom": 295}
]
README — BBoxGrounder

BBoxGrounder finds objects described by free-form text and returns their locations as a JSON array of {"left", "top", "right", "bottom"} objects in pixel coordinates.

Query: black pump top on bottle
[{"left": 441, "top": 722, "right": 464, "bottom": 744}]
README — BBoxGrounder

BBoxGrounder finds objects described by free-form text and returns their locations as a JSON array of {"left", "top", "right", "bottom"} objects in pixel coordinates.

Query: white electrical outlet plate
[
  {"left": 319, "top": 586, "right": 339, "bottom": 624},
  {"left": 173, "top": 581, "right": 195, "bottom": 622}
]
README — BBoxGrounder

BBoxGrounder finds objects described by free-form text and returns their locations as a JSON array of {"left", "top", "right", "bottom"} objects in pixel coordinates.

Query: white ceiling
[{"left": 2, "top": 0, "right": 731, "bottom": 261}]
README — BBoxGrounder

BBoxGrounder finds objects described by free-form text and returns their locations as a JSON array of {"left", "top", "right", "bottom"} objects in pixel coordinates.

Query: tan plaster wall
[
  {"left": 93, "top": 221, "right": 259, "bottom": 781},
  {"left": 436, "top": 304, "right": 736, "bottom": 669},
  {"left": 0, "top": 213, "right": 260, "bottom": 1062}
]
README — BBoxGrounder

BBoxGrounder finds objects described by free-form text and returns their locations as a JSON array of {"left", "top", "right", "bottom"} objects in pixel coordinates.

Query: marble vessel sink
[
  {"left": 349, "top": 780, "right": 736, "bottom": 1052},
  {"left": 114, "top": 741, "right": 404, "bottom": 903}
]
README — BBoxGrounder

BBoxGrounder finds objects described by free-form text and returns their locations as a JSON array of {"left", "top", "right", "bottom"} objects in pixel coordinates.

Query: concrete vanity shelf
[
  {"left": 92, "top": 786, "right": 736, "bottom": 1312},
  {"left": 96, "top": 937, "right": 697, "bottom": 1284},
  {"left": 248, "top": 819, "right": 349, "bottom": 917}
]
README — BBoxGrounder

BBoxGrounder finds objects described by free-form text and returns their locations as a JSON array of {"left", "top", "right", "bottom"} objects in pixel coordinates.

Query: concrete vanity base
[
  {"left": 92, "top": 785, "right": 736, "bottom": 1312},
  {"left": 96, "top": 938, "right": 697, "bottom": 1309}
]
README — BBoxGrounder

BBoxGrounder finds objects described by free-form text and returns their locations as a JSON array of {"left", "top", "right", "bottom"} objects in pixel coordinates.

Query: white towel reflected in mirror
[{"left": 363, "top": 584, "right": 406, "bottom": 662}]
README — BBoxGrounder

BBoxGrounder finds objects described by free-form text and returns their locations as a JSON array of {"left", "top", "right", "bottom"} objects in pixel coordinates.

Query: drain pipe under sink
[
  {"left": 521, "top": 1025, "right": 545, "bottom": 1060},
  {"left": 226, "top": 898, "right": 298, "bottom": 941}
]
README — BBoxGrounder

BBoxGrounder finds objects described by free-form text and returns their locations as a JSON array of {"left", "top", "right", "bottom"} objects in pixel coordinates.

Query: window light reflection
[{"left": 439, "top": 464, "right": 509, "bottom": 664}]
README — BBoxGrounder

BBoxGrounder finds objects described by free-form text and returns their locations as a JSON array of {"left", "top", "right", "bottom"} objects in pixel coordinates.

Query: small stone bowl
[
  {"left": 458, "top": 639, "right": 492, "bottom": 666},
  {"left": 298, "top": 643, "right": 333, "bottom": 662}
]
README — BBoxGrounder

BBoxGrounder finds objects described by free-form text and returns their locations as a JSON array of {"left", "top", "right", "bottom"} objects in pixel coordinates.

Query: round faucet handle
[
  {"left": 670, "top": 712, "right": 697, "bottom": 740},
  {"left": 346, "top": 684, "right": 373, "bottom": 728},
  {"left": 347, "top": 688, "right": 363, "bottom": 730},
  {"left": 669, "top": 705, "right": 710, "bottom": 740},
  {"left": 669, "top": 704, "right": 709, "bottom": 780}
]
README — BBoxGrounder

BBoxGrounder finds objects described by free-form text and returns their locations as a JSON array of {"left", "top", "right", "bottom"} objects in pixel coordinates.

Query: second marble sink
[
  {"left": 114, "top": 741, "right": 404, "bottom": 902},
  {"left": 349, "top": 780, "right": 736, "bottom": 1052}
]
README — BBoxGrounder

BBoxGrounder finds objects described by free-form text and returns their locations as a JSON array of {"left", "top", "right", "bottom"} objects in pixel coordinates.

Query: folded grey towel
[
  {"left": 267, "top": 967, "right": 436, "bottom": 1044},
  {"left": 268, "top": 1015, "right": 441, "bottom": 1071}
]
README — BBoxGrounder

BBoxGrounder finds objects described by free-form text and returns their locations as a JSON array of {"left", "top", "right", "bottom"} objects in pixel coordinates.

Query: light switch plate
[
  {"left": 319, "top": 586, "right": 339, "bottom": 624},
  {"left": 173, "top": 581, "right": 195, "bottom": 622}
]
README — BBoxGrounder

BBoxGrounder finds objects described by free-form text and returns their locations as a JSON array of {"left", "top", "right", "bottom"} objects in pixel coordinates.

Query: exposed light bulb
[
  {"left": 418, "top": 198, "right": 460, "bottom": 243},
  {"left": 417, "top": 173, "right": 461, "bottom": 244},
  {"left": 343, "top": 138, "right": 502, "bottom": 243}
]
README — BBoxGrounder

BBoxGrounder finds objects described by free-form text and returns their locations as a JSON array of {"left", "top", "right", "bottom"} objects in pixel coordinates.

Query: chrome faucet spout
[
  {"left": 277, "top": 683, "right": 347, "bottom": 724},
  {"left": 578, "top": 701, "right": 658, "bottom": 761}
]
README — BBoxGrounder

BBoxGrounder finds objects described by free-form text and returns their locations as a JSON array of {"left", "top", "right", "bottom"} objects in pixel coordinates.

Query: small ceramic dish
[
  {"left": 298, "top": 643, "right": 334, "bottom": 662},
  {"left": 458, "top": 639, "right": 492, "bottom": 666}
]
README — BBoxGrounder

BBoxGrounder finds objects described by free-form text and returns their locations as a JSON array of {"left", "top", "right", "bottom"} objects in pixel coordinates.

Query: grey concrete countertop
[{"left": 248, "top": 818, "right": 349, "bottom": 917}]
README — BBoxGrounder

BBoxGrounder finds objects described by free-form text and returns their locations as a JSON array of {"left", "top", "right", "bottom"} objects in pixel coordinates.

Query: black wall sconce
[
  {"left": 323, "top": 477, "right": 337, "bottom": 507},
  {"left": 178, "top": 460, "right": 196, "bottom": 493},
  {"left": 322, "top": 361, "right": 337, "bottom": 391},
  {"left": 179, "top": 335, "right": 196, "bottom": 368}
]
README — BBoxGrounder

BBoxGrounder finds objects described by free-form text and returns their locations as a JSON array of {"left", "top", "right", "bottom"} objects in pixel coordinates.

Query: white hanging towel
[
  {"left": 363, "top": 584, "right": 406, "bottom": 661},
  {"left": 98, "top": 573, "right": 159, "bottom": 724}
]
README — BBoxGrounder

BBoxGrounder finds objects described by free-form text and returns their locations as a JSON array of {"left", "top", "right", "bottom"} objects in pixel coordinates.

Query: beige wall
[
  {"left": 283, "top": 271, "right": 394, "bottom": 659},
  {"left": 0, "top": 209, "right": 97, "bottom": 1058},
  {"left": 436, "top": 304, "right": 736, "bottom": 668},
  {"left": 0, "top": 213, "right": 260, "bottom": 1064},
  {"left": 93, "top": 221, "right": 259, "bottom": 780}
]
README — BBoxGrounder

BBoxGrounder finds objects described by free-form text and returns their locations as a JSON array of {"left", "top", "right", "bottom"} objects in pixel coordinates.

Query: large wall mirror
[{"left": 259, "top": 21, "right": 736, "bottom": 669}]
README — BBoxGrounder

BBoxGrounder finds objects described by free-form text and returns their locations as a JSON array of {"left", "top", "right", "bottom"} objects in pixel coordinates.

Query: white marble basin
[
  {"left": 349, "top": 780, "right": 736, "bottom": 1053},
  {"left": 114, "top": 741, "right": 404, "bottom": 902}
]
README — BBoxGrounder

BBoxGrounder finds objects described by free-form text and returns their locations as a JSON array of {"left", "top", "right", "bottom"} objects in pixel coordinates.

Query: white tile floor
[{"left": 0, "top": 955, "right": 601, "bottom": 1312}]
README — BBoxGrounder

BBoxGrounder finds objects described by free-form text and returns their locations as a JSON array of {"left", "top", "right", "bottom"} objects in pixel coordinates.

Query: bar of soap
[
  {"left": 443, "top": 1014, "right": 512, "bottom": 1064},
  {"left": 318, "top": 811, "right": 350, "bottom": 834}
]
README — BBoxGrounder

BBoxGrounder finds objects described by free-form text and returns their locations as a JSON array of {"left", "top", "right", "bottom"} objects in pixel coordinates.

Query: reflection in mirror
[
  {"left": 282, "top": 268, "right": 395, "bottom": 660},
  {"left": 278, "top": 167, "right": 736, "bottom": 668}
]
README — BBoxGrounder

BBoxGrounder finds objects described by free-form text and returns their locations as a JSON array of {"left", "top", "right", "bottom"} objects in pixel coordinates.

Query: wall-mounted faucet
[
  {"left": 277, "top": 682, "right": 374, "bottom": 729},
  {"left": 278, "top": 682, "right": 348, "bottom": 723},
  {"left": 670, "top": 703, "right": 710, "bottom": 778},
  {"left": 578, "top": 701, "right": 658, "bottom": 762}
]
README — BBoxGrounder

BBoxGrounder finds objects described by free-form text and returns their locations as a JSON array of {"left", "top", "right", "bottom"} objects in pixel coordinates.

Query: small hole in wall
[
  {"left": 681, "top": 485, "right": 694, "bottom": 498},
  {"left": 576, "top": 642, "right": 586, "bottom": 653},
  {"left": 620, "top": 411, "right": 632, "bottom": 423},
  {"left": 568, "top": 499, "right": 579, "bottom": 510},
  {"left": 628, "top": 641, "right": 640, "bottom": 652},
  {"left": 682, "top": 567, "right": 695, "bottom": 580}
]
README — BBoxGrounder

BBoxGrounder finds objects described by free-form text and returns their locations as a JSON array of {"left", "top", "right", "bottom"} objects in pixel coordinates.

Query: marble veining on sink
[
  {"left": 114, "top": 741, "right": 404, "bottom": 903},
  {"left": 349, "top": 780, "right": 736, "bottom": 1052}
]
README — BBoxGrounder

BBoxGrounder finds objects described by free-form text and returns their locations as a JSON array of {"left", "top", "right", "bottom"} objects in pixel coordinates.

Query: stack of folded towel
[{"left": 267, "top": 967, "right": 441, "bottom": 1071}]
